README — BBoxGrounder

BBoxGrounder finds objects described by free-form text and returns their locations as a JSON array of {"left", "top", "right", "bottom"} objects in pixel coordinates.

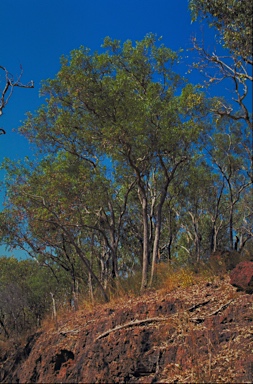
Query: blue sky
[{"left": 0, "top": 0, "right": 216, "bottom": 257}]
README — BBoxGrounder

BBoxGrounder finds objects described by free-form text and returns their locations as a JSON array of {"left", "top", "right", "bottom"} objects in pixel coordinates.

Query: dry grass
[
  {"left": 152, "top": 260, "right": 216, "bottom": 293},
  {"left": 38, "top": 262, "right": 219, "bottom": 334}
]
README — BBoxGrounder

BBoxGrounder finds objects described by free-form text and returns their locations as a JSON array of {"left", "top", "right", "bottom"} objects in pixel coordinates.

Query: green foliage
[{"left": 189, "top": 0, "right": 253, "bottom": 61}]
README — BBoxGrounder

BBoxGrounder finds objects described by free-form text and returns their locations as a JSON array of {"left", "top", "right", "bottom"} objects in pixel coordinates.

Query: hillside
[{"left": 0, "top": 274, "right": 253, "bottom": 383}]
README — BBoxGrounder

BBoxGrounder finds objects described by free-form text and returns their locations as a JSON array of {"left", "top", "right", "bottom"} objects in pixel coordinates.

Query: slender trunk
[
  {"left": 150, "top": 205, "right": 162, "bottom": 286},
  {"left": 210, "top": 226, "right": 216, "bottom": 253},
  {"left": 126, "top": 150, "right": 149, "bottom": 292},
  {"left": 50, "top": 292, "right": 58, "bottom": 327},
  {"left": 149, "top": 165, "right": 172, "bottom": 286},
  {"left": 89, "top": 235, "right": 95, "bottom": 303},
  {"left": 195, "top": 233, "right": 201, "bottom": 263},
  {"left": 141, "top": 195, "right": 149, "bottom": 291},
  {"left": 149, "top": 156, "right": 187, "bottom": 285},
  {"left": 167, "top": 208, "right": 174, "bottom": 261},
  {"left": 194, "top": 225, "right": 201, "bottom": 263},
  {"left": 229, "top": 205, "right": 234, "bottom": 250},
  {"left": 100, "top": 243, "right": 109, "bottom": 290},
  {"left": 0, "top": 317, "right": 9, "bottom": 339},
  {"left": 72, "top": 279, "right": 79, "bottom": 311},
  {"left": 110, "top": 234, "right": 119, "bottom": 279},
  {"left": 112, "top": 250, "right": 118, "bottom": 279},
  {"left": 168, "top": 234, "right": 173, "bottom": 260},
  {"left": 88, "top": 271, "right": 94, "bottom": 304}
]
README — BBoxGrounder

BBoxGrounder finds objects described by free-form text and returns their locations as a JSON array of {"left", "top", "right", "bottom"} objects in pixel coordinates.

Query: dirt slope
[{"left": 1, "top": 275, "right": 253, "bottom": 383}]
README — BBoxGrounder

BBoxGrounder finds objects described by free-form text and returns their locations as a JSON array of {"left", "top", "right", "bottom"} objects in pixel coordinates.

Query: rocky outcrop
[
  {"left": 230, "top": 261, "right": 253, "bottom": 293},
  {"left": 1, "top": 276, "right": 253, "bottom": 383}
]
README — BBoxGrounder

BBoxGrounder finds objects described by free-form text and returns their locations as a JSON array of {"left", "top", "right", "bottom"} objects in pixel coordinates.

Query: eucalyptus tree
[{"left": 3, "top": 35, "right": 206, "bottom": 292}]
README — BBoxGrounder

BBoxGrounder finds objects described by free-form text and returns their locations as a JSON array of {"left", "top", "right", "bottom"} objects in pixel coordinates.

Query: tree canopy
[{"left": 189, "top": 0, "right": 253, "bottom": 62}]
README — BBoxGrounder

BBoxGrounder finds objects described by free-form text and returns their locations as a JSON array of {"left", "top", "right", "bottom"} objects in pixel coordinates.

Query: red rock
[
  {"left": 230, "top": 261, "right": 253, "bottom": 293},
  {"left": 1, "top": 278, "right": 253, "bottom": 383}
]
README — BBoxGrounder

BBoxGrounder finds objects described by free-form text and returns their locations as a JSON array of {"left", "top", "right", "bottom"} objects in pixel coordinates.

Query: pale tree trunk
[
  {"left": 210, "top": 219, "right": 224, "bottom": 253},
  {"left": 149, "top": 156, "right": 185, "bottom": 286},
  {"left": 140, "top": 194, "right": 149, "bottom": 291},
  {"left": 210, "top": 226, "right": 218, "bottom": 253},
  {"left": 50, "top": 292, "right": 58, "bottom": 328},
  {"left": 126, "top": 151, "right": 150, "bottom": 292},
  {"left": 210, "top": 181, "right": 225, "bottom": 253},
  {"left": 189, "top": 211, "right": 201, "bottom": 263},
  {"left": 72, "top": 280, "right": 79, "bottom": 311},
  {"left": 99, "top": 241, "right": 110, "bottom": 290},
  {"left": 88, "top": 271, "right": 94, "bottom": 304},
  {"left": 150, "top": 205, "right": 162, "bottom": 286},
  {"left": 88, "top": 234, "right": 95, "bottom": 304}
]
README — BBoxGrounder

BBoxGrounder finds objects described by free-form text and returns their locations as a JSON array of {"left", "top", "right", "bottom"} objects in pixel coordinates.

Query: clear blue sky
[{"left": 0, "top": 0, "right": 214, "bottom": 257}]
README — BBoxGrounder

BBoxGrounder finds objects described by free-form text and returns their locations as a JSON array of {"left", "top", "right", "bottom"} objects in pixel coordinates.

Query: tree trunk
[
  {"left": 50, "top": 292, "right": 58, "bottom": 327},
  {"left": 229, "top": 205, "right": 234, "bottom": 250},
  {"left": 140, "top": 195, "right": 149, "bottom": 291},
  {"left": 0, "top": 317, "right": 9, "bottom": 339},
  {"left": 149, "top": 168, "right": 171, "bottom": 286},
  {"left": 150, "top": 205, "right": 162, "bottom": 286},
  {"left": 88, "top": 271, "right": 94, "bottom": 304}
]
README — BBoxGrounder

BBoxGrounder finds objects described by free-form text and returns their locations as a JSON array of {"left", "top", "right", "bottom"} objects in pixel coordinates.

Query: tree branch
[
  {"left": 0, "top": 65, "right": 34, "bottom": 133},
  {"left": 95, "top": 317, "right": 167, "bottom": 340}
]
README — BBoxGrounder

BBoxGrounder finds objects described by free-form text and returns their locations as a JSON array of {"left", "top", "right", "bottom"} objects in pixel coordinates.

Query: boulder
[{"left": 230, "top": 261, "right": 253, "bottom": 293}]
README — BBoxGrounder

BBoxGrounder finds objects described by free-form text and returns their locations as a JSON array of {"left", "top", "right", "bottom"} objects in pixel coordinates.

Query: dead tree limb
[
  {"left": 190, "top": 299, "right": 234, "bottom": 324},
  {"left": 95, "top": 317, "right": 167, "bottom": 340},
  {"left": 0, "top": 64, "right": 34, "bottom": 133}
]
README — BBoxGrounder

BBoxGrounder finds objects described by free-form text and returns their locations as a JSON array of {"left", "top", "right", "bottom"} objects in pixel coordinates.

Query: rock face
[
  {"left": 230, "top": 261, "right": 253, "bottom": 293},
  {"left": 1, "top": 276, "right": 253, "bottom": 383}
]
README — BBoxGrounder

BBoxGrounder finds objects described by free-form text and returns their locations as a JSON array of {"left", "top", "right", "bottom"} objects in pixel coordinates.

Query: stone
[{"left": 230, "top": 261, "right": 253, "bottom": 293}]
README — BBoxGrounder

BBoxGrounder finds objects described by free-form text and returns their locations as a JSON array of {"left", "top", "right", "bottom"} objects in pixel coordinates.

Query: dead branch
[
  {"left": 208, "top": 299, "right": 234, "bottom": 317},
  {"left": 188, "top": 299, "right": 212, "bottom": 312},
  {"left": 95, "top": 317, "right": 167, "bottom": 340},
  {"left": 190, "top": 299, "right": 234, "bottom": 324},
  {"left": 0, "top": 64, "right": 34, "bottom": 130}
]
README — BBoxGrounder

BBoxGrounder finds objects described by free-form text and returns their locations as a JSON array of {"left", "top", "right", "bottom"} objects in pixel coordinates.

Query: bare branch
[
  {"left": 95, "top": 317, "right": 167, "bottom": 340},
  {"left": 0, "top": 65, "right": 34, "bottom": 133},
  {"left": 191, "top": 39, "right": 252, "bottom": 129}
]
